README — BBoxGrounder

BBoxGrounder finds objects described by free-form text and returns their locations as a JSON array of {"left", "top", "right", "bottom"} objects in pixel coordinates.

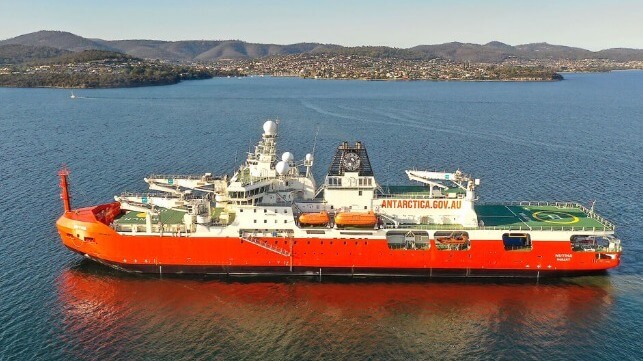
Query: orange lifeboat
[
  {"left": 334, "top": 211, "right": 378, "bottom": 227},
  {"left": 298, "top": 211, "right": 330, "bottom": 226}
]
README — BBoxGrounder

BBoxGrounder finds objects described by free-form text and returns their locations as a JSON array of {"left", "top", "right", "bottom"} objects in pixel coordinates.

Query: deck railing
[
  {"left": 147, "top": 174, "right": 221, "bottom": 181},
  {"left": 377, "top": 192, "right": 465, "bottom": 200},
  {"left": 118, "top": 192, "right": 208, "bottom": 201},
  {"left": 381, "top": 223, "right": 614, "bottom": 232}
]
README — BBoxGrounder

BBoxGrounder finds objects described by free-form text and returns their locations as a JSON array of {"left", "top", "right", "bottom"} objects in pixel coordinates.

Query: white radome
[
  {"left": 275, "top": 161, "right": 290, "bottom": 175},
  {"left": 263, "top": 120, "right": 277, "bottom": 135},
  {"left": 305, "top": 153, "right": 313, "bottom": 161},
  {"left": 282, "top": 152, "right": 294, "bottom": 163}
]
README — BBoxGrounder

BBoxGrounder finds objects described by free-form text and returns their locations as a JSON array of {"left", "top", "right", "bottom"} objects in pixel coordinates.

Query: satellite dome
[
  {"left": 275, "top": 161, "right": 290, "bottom": 175},
  {"left": 263, "top": 120, "right": 277, "bottom": 135},
  {"left": 282, "top": 152, "right": 294, "bottom": 163},
  {"left": 305, "top": 153, "right": 313, "bottom": 161}
]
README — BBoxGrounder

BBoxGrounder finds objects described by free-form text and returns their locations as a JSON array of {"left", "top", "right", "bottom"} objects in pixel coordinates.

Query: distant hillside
[
  {"left": 408, "top": 42, "right": 603, "bottom": 62},
  {"left": 32, "top": 49, "right": 137, "bottom": 65},
  {"left": 0, "top": 31, "right": 116, "bottom": 52},
  {"left": 594, "top": 48, "right": 643, "bottom": 62},
  {"left": 1, "top": 30, "right": 642, "bottom": 63},
  {"left": 0, "top": 44, "right": 71, "bottom": 65}
]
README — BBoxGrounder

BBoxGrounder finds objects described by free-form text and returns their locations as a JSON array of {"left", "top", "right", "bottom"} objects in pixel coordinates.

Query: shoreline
[
  {"left": 0, "top": 74, "right": 565, "bottom": 89},
  {"left": 5, "top": 68, "right": 643, "bottom": 89}
]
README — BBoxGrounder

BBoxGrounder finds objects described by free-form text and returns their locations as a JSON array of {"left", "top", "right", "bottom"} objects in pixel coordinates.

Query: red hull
[{"left": 56, "top": 204, "right": 620, "bottom": 277}]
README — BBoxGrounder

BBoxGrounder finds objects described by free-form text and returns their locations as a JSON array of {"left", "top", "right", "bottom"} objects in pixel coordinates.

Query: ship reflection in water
[{"left": 56, "top": 260, "right": 615, "bottom": 360}]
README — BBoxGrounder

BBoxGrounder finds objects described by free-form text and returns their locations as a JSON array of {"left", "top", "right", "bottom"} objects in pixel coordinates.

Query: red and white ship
[{"left": 56, "top": 121, "right": 622, "bottom": 278}]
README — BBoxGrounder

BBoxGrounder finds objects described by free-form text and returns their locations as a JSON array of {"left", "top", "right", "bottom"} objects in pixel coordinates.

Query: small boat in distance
[{"left": 70, "top": 91, "right": 76, "bottom": 99}]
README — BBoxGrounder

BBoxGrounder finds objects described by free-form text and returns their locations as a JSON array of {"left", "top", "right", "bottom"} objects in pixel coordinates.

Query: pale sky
[{"left": 0, "top": 0, "right": 641, "bottom": 50}]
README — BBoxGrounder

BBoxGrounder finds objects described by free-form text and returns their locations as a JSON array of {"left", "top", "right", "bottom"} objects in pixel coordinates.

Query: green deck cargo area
[
  {"left": 475, "top": 204, "right": 610, "bottom": 231},
  {"left": 114, "top": 209, "right": 187, "bottom": 225}
]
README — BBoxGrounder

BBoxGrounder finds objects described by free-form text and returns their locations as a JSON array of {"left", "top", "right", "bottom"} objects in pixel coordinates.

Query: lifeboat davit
[
  {"left": 299, "top": 211, "right": 330, "bottom": 225},
  {"left": 334, "top": 211, "right": 378, "bottom": 227}
]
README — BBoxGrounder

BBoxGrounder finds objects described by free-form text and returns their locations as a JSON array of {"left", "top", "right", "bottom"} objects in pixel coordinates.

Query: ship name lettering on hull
[
  {"left": 555, "top": 254, "right": 573, "bottom": 261},
  {"left": 380, "top": 199, "right": 462, "bottom": 209}
]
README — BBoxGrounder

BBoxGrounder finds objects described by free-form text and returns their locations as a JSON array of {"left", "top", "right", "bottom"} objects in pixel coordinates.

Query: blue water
[{"left": 0, "top": 72, "right": 641, "bottom": 360}]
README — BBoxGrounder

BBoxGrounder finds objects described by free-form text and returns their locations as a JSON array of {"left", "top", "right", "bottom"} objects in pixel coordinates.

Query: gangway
[{"left": 240, "top": 232, "right": 292, "bottom": 257}]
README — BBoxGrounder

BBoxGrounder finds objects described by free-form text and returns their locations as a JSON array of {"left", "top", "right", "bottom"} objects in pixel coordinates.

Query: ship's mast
[
  {"left": 245, "top": 120, "right": 279, "bottom": 179},
  {"left": 58, "top": 166, "right": 71, "bottom": 212}
]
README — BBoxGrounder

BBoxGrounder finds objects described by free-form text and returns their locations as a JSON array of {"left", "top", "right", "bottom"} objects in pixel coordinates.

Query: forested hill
[
  {"left": 0, "top": 48, "right": 220, "bottom": 88},
  {"left": 2, "top": 30, "right": 642, "bottom": 63},
  {"left": 0, "top": 44, "right": 71, "bottom": 65}
]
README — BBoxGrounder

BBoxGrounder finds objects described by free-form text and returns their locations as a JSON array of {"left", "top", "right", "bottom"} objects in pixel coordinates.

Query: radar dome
[
  {"left": 263, "top": 120, "right": 277, "bottom": 135},
  {"left": 275, "top": 161, "right": 290, "bottom": 175},
  {"left": 305, "top": 153, "right": 313, "bottom": 161},
  {"left": 282, "top": 152, "right": 294, "bottom": 163}
]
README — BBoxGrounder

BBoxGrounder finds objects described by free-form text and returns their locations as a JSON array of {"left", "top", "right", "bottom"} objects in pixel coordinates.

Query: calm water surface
[{"left": 0, "top": 72, "right": 641, "bottom": 360}]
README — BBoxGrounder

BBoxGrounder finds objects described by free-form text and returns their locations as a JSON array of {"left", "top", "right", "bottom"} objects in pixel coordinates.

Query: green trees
[{"left": 0, "top": 50, "right": 217, "bottom": 88}]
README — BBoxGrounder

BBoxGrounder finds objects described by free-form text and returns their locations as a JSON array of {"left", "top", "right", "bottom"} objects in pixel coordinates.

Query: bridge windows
[
  {"left": 357, "top": 177, "right": 373, "bottom": 186},
  {"left": 327, "top": 177, "right": 342, "bottom": 186},
  {"left": 502, "top": 233, "right": 532, "bottom": 251}
]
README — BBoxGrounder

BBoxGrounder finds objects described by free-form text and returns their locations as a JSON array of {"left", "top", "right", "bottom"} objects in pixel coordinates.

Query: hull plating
[{"left": 57, "top": 210, "right": 620, "bottom": 277}]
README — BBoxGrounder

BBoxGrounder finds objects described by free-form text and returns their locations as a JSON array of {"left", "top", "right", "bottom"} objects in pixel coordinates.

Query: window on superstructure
[
  {"left": 570, "top": 235, "right": 609, "bottom": 252},
  {"left": 385, "top": 231, "right": 430, "bottom": 250},
  {"left": 502, "top": 233, "right": 532, "bottom": 251},
  {"left": 434, "top": 231, "right": 470, "bottom": 251}
]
